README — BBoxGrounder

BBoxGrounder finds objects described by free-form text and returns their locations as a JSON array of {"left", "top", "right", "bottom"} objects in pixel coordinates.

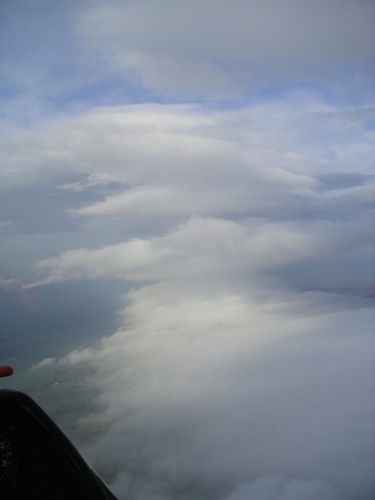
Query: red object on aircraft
[{"left": 0, "top": 365, "right": 14, "bottom": 377}]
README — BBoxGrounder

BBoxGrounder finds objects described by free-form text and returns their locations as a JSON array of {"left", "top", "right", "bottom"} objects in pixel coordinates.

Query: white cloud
[
  {"left": 50, "top": 279, "right": 375, "bottom": 499},
  {"left": 2, "top": 100, "right": 373, "bottom": 224},
  {"left": 30, "top": 357, "right": 57, "bottom": 370},
  {"left": 31, "top": 213, "right": 373, "bottom": 289}
]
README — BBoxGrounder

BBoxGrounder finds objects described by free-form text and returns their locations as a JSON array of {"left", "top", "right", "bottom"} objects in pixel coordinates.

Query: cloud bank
[{"left": 51, "top": 280, "right": 375, "bottom": 499}]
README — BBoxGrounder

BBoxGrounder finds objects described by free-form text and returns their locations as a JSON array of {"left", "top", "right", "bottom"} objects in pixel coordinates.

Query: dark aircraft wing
[{"left": 0, "top": 368, "right": 117, "bottom": 499}]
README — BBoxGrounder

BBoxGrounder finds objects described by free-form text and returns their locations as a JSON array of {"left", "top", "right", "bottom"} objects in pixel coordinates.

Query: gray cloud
[
  {"left": 317, "top": 173, "right": 375, "bottom": 192},
  {"left": 226, "top": 477, "right": 341, "bottom": 500},
  {"left": 1, "top": 0, "right": 373, "bottom": 127},
  {"left": 80, "top": 0, "right": 375, "bottom": 98}
]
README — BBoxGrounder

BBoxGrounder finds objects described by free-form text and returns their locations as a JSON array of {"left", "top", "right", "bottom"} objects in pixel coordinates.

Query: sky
[{"left": 0, "top": 1, "right": 375, "bottom": 499}]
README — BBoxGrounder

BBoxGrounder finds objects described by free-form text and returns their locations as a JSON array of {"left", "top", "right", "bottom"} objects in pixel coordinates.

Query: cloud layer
[
  {"left": 18, "top": 99, "right": 373, "bottom": 498},
  {"left": 1, "top": 2, "right": 374, "bottom": 499}
]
